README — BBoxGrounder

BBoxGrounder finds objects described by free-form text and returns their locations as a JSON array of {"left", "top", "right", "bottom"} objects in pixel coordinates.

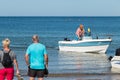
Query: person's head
[
  {"left": 79, "top": 24, "right": 84, "bottom": 30},
  {"left": 2, "top": 38, "right": 10, "bottom": 48},
  {"left": 32, "top": 35, "right": 39, "bottom": 43}
]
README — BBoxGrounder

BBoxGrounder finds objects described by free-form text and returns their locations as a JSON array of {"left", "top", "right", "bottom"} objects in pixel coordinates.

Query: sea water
[{"left": 0, "top": 16, "right": 120, "bottom": 79}]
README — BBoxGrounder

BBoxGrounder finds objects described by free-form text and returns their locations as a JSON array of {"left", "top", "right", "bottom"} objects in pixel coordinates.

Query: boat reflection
[{"left": 56, "top": 51, "right": 111, "bottom": 74}]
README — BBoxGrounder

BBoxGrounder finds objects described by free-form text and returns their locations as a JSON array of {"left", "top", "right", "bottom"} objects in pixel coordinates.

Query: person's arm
[
  {"left": 76, "top": 28, "right": 79, "bottom": 37},
  {"left": 25, "top": 54, "right": 29, "bottom": 66},
  {"left": 44, "top": 54, "right": 48, "bottom": 68},
  {"left": 82, "top": 29, "right": 85, "bottom": 36},
  {"left": 13, "top": 59, "right": 20, "bottom": 75},
  {"left": 76, "top": 28, "right": 81, "bottom": 38}
]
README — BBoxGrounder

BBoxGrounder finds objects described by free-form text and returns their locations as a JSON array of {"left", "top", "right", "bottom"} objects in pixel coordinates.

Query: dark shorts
[{"left": 28, "top": 68, "right": 45, "bottom": 78}]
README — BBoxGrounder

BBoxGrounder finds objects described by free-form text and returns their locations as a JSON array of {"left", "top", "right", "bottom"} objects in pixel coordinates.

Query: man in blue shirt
[{"left": 25, "top": 35, "right": 48, "bottom": 80}]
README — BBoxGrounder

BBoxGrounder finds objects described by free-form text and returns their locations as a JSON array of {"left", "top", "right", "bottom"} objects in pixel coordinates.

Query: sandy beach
[
  {"left": 13, "top": 73, "right": 120, "bottom": 80},
  {"left": 14, "top": 68, "right": 120, "bottom": 80}
]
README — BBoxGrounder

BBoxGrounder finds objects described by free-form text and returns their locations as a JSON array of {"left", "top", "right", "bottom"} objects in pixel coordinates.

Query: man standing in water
[{"left": 25, "top": 35, "right": 48, "bottom": 80}]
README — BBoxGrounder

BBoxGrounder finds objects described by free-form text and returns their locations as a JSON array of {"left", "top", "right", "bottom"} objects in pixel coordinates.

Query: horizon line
[{"left": 0, "top": 16, "right": 120, "bottom": 17}]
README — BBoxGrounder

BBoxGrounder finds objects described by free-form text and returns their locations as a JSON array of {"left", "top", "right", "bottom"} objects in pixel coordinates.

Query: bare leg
[
  {"left": 29, "top": 77, "right": 35, "bottom": 80},
  {"left": 38, "top": 78, "right": 44, "bottom": 80}
]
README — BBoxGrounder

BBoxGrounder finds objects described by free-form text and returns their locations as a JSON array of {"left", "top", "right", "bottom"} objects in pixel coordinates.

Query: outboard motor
[
  {"left": 115, "top": 48, "right": 120, "bottom": 56},
  {"left": 64, "top": 38, "right": 70, "bottom": 41},
  {"left": 108, "top": 56, "right": 113, "bottom": 61},
  {"left": 108, "top": 48, "right": 120, "bottom": 61}
]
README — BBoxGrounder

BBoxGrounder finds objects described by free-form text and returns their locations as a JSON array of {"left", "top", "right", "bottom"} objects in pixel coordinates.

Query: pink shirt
[{"left": 76, "top": 28, "right": 84, "bottom": 37}]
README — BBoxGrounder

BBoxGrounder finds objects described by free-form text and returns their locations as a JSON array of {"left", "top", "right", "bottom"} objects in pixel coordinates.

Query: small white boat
[
  {"left": 111, "top": 56, "right": 120, "bottom": 68},
  {"left": 58, "top": 36, "right": 112, "bottom": 53},
  {"left": 111, "top": 48, "right": 120, "bottom": 69}
]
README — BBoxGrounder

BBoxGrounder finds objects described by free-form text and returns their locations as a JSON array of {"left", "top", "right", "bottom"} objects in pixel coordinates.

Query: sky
[{"left": 0, "top": 0, "right": 120, "bottom": 16}]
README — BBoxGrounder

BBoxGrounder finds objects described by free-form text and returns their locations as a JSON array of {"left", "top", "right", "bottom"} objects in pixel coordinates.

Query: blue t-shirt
[{"left": 26, "top": 43, "right": 47, "bottom": 69}]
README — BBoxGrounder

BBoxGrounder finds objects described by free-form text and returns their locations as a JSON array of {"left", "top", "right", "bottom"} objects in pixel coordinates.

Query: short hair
[
  {"left": 32, "top": 35, "right": 39, "bottom": 42},
  {"left": 79, "top": 24, "right": 84, "bottom": 29},
  {"left": 2, "top": 38, "right": 10, "bottom": 46}
]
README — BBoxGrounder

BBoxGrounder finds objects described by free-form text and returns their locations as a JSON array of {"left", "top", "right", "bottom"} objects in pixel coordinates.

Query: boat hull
[
  {"left": 59, "top": 45, "right": 109, "bottom": 53},
  {"left": 58, "top": 39, "right": 112, "bottom": 53},
  {"left": 111, "top": 56, "right": 120, "bottom": 68}
]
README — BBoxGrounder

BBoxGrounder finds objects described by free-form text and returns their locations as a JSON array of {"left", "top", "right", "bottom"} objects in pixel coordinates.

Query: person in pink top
[{"left": 76, "top": 24, "right": 85, "bottom": 40}]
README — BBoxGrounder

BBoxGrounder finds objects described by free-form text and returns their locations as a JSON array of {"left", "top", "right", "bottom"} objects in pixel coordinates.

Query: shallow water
[{"left": 13, "top": 49, "right": 120, "bottom": 80}]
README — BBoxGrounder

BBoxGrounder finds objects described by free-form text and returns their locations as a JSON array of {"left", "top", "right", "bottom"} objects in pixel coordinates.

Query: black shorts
[{"left": 28, "top": 68, "right": 45, "bottom": 78}]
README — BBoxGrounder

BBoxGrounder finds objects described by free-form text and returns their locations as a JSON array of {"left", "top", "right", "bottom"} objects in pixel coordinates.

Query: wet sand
[{"left": 13, "top": 73, "right": 120, "bottom": 80}]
